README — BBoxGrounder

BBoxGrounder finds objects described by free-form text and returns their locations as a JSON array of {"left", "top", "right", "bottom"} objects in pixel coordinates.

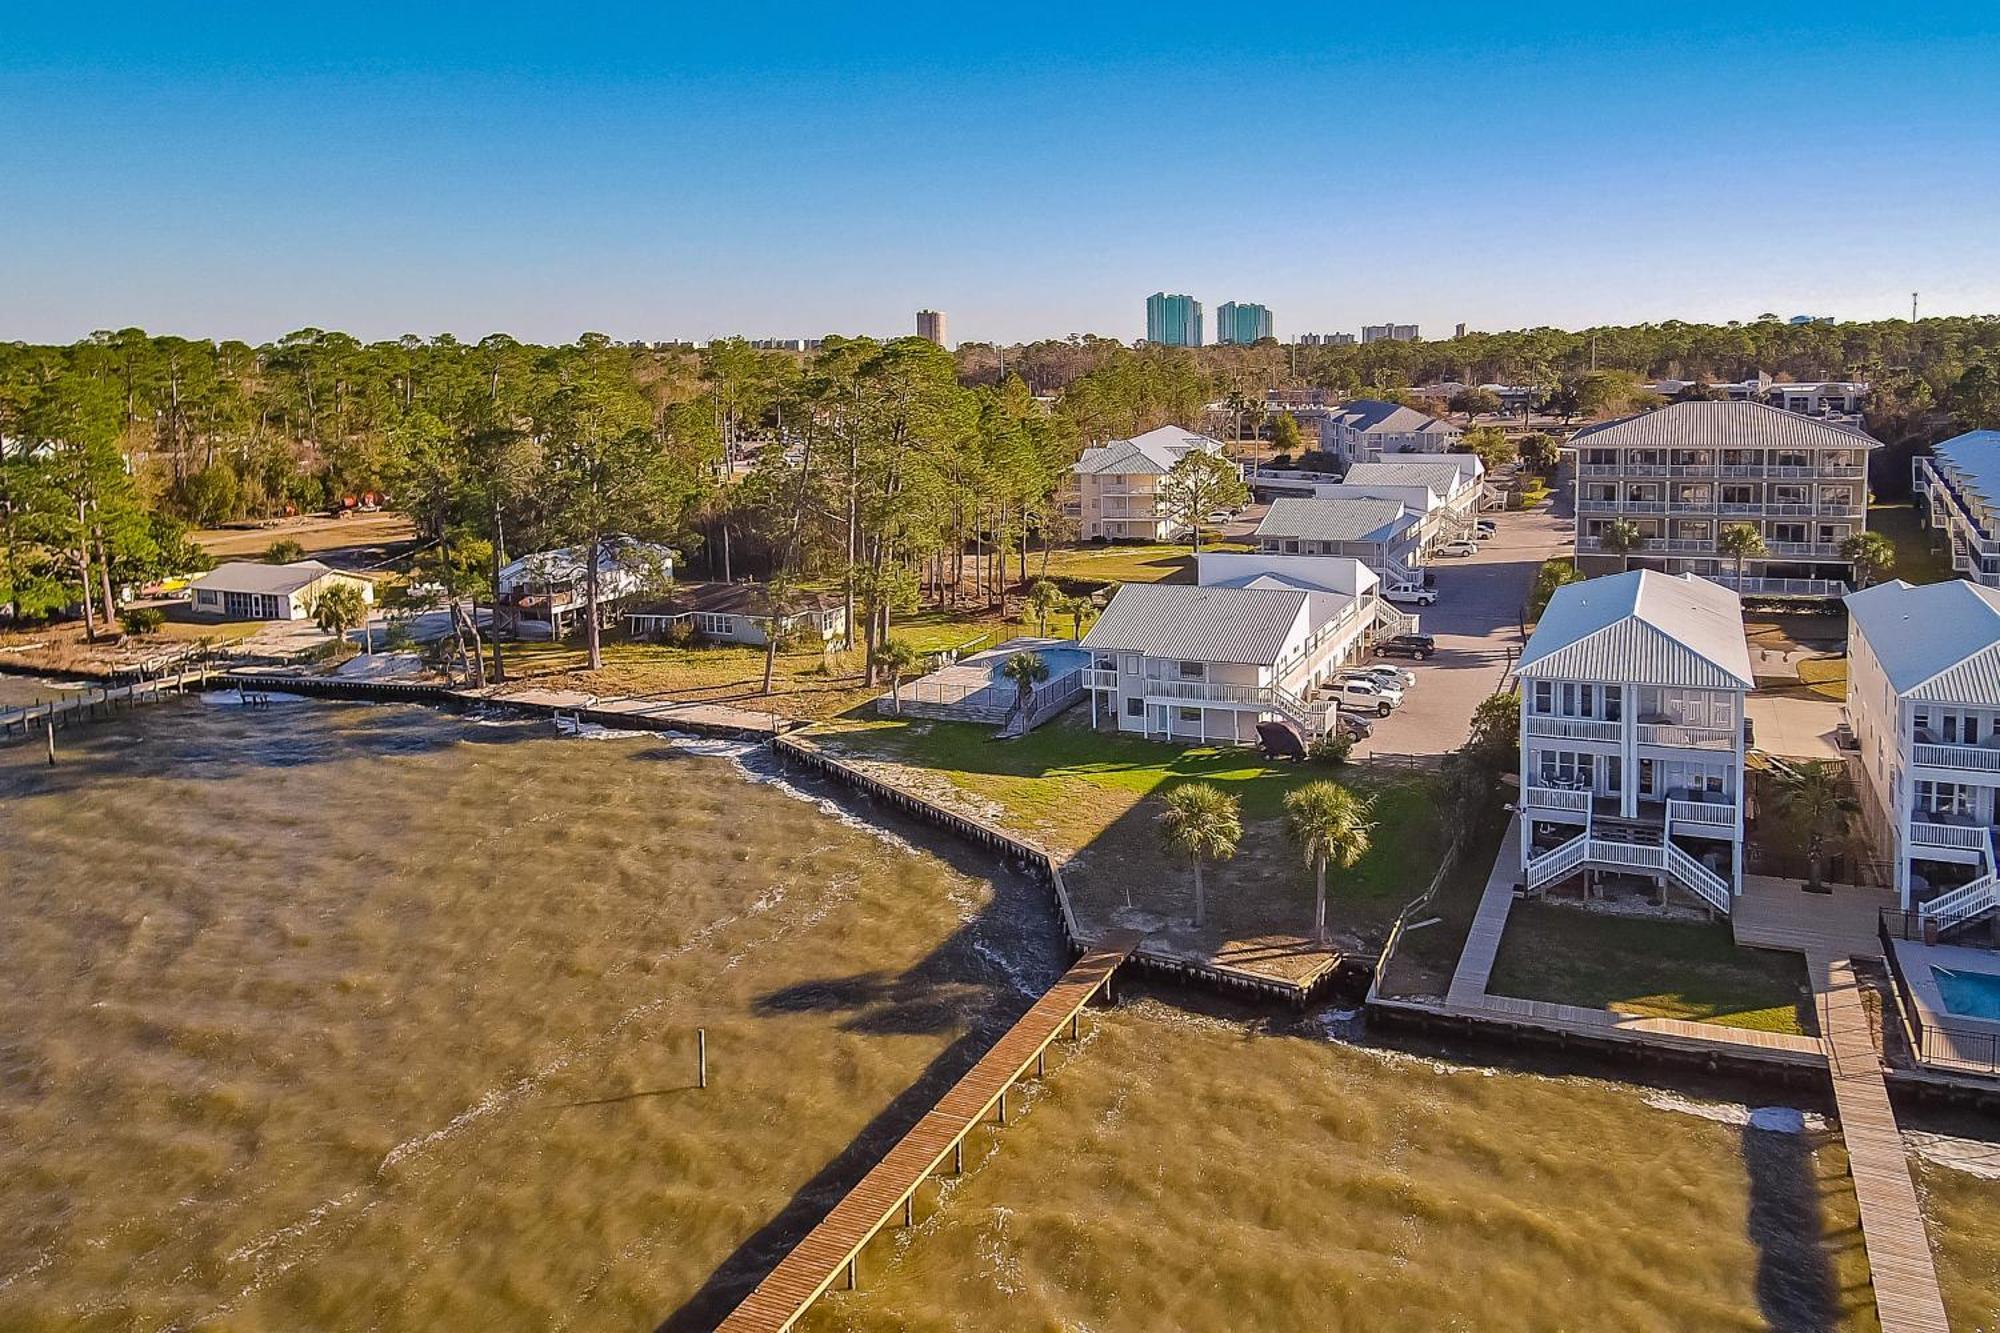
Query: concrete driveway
[{"left": 1349, "top": 503, "right": 1574, "bottom": 758}]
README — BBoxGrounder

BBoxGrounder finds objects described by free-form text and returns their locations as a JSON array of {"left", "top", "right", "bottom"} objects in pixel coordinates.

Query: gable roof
[
  {"left": 190, "top": 560, "right": 342, "bottom": 597},
  {"left": 1518, "top": 570, "right": 1753, "bottom": 689},
  {"left": 1570, "top": 399, "right": 1879, "bottom": 451},
  {"left": 1255, "top": 497, "right": 1414, "bottom": 544},
  {"left": 1082, "top": 583, "right": 1327, "bottom": 665},
  {"left": 1072, "top": 424, "right": 1223, "bottom": 476},
  {"left": 1844, "top": 578, "right": 2000, "bottom": 704},
  {"left": 1928, "top": 430, "right": 2000, "bottom": 510},
  {"left": 1328, "top": 399, "right": 1460, "bottom": 436},
  {"left": 1341, "top": 461, "right": 1470, "bottom": 496}
]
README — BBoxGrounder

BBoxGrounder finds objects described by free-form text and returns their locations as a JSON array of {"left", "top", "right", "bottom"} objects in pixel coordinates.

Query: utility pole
[{"left": 1911, "top": 291, "right": 1919, "bottom": 322}]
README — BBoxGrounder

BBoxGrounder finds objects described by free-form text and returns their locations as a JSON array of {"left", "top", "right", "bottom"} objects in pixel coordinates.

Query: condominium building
[
  {"left": 1361, "top": 324, "right": 1419, "bottom": 344},
  {"left": 1517, "top": 570, "right": 1753, "bottom": 915},
  {"left": 1845, "top": 579, "right": 2000, "bottom": 933},
  {"left": 1216, "top": 301, "right": 1274, "bottom": 345},
  {"left": 1572, "top": 400, "right": 1877, "bottom": 598},
  {"left": 1254, "top": 498, "right": 1426, "bottom": 595},
  {"left": 1082, "top": 553, "right": 1390, "bottom": 744},
  {"left": 1296, "top": 332, "right": 1357, "bottom": 347},
  {"left": 1070, "top": 425, "right": 1232, "bottom": 541},
  {"left": 916, "top": 309, "right": 949, "bottom": 346},
  {"left": 1145, "top": 292, "right": 1204, "bottom": 347},
  {"left": 1912, "top": 430, "right": 2000, "bottom": 588},
  {"left": 1318, "top": 399, "right": 1462, "bottom": 464}
]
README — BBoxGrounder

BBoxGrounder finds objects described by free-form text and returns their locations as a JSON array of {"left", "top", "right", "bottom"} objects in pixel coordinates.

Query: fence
[
  {"left": 1368, "top": 831, "right": 1466, "bottom": 999},
  {"left": 1877, "top": 910, "right": 2000, "bottom": 1077}
]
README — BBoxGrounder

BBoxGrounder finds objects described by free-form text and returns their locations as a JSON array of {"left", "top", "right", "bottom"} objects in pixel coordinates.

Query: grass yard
[
  {"left": 1869, "top": 500, "right": 1953, "bottom": 585},
  {"left": 1373, "top": 811, "right": 1512, "bottom": 999},
  {"left": 807, "top": 712, "right": 1449, "bottom": 980},
  {"left": 1797, "top": 655, "right": 1847, "bottom": 700},
  {"left": 1037, "top": 539, "right": 1253, "bottom": 590},
  {"left": 1487, "top": 901, "right": 1813, "bottom": 1034}
]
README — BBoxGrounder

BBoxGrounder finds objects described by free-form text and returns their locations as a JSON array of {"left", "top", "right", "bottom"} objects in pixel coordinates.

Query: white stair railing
[
  {"left": 1664, "top": 842, "right": 1733, "bottom": 914},
  {"left": 1921, "top": 874, "right": 2000, "bottom": 933},
  {"left": 1526, "top": 832, "right": 1590, "bottom": 890},
  {"left": 1524, "top": 833, "right": 1733, "bottom": 914}
]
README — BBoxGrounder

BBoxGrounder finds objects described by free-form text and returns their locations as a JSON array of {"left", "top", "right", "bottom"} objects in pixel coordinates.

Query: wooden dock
[
  {"left": 1814, "top": 954, "right": 1952, "bottom": 1333},
  {"left": 0, "top": 665, "right": 212, "bottom": 744},
  {"left": 715, "top": 930, "right": 1142, "bottom": 1333}
]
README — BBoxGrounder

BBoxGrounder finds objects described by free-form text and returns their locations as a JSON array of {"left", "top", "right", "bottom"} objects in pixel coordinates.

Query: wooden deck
[
  {"left": 1814, "top": 954, "right": 1952, "bottom": 1333},
  {"left": 715, "top": 930, "right": 1142, "bottom": 1333},
  {"left": 0, "top": 667, "right": 212, "bottom": 743}
]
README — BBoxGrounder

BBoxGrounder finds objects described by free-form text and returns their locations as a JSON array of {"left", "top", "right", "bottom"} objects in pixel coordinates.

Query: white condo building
[
  {"left": 1254, "top": 498, "right": 1427, "bottom": 596},
  {"left": 1844, "top": 579, "right": 2000, "bottom": 934},
  {"left": 1082, "top": 552, "right": 1404, "bottom": 744},
  {"left": 1516, "top": 570, "right": 1753, "bottom": 915},
  {"left": 1070, "top": 425, "right": 1232, "bottom": 541},
  {"left": 1912, "top": 429, "right": 2000, "bottom": 589},
  {"left": 1318, "top": 399, "right": 1463, "bottom": 465}
]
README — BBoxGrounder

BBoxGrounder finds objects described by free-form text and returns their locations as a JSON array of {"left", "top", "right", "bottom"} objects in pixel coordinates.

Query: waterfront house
[
  {"left": 1516, "top": 570, "right": 1753, "bottom": 914},
  {"left": 188, "top": 561, "right": 375, "bottom": 622},
  {"left": 1254, "top": 497, "right": 1428, "bottom": 596},
  {"left": 1318, "top": 399, "right": 1463, "bottom": 465},
  {"left": 1082, "top": 552, "right": 1391, "bottom": 744},
  {"left": 1572, "top": 399, "right": 1875, "bottom": 598},
  {"left": 626, "top": 581, "right": 846, "bottom": 647},
  {"left": 1911, "top": 430, "right": 2000, "bottom": 589},
  {"left": 1844, "top": 578, "right": 2000, "bottom": 933},
  {"left": 1070, "top": 425, "right": 1233, "bottom": 541},
  {"left": 494, "top": 537, "right": 674, "bottom": 638}
]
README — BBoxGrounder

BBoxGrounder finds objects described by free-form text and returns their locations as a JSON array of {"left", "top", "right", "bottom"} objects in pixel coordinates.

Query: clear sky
[{"left": 3, "top": 3, "right": 1998, "bottom": 347}]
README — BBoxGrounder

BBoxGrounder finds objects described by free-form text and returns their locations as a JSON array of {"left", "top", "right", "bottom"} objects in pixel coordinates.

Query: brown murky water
[{"left": 2, "top": 691, "right": 1994, "bottom": 1331}]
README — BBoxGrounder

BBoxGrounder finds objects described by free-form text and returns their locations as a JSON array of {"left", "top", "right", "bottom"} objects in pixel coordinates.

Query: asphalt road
[{"left": 1349, "top": 502, "right": 1575, "bottom": 758}]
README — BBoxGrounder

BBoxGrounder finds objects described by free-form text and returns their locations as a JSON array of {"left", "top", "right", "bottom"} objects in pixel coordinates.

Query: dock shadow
[{"left": 1741, "top": 1121, "right": 1842, "bottom": 1332}]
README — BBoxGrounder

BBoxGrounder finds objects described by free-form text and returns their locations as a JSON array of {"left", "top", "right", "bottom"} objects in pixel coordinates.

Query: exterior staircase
[
  {"left": 1918, "top": 827, "right": 2000, "bottom": 935},
  {"left": 1524, "top": 826, "right": 1733, "bottom": 915}
]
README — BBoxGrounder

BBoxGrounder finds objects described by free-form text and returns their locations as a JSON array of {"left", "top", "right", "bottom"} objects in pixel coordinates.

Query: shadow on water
[
  {"left": 658, "top": 764, "right": 1069, "bottom": 1333},
  {"left": 1742, "top": 1124, "right": 1845, "bottom": 1332}
]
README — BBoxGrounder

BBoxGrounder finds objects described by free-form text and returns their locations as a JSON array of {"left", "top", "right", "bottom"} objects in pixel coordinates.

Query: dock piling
[{"left": 697, "top": 1028, "right": 707, "bottom": 1089}]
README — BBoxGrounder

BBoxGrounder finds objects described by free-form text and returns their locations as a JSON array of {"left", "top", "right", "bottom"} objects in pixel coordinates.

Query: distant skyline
[{"left": 3, "top": 4, "right": 1999, "bottom": 347}]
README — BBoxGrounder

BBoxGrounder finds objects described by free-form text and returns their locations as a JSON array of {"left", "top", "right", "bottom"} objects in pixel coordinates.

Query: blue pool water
[
  {"left": 989, "top": 646, "right": 1090, "bottom": 681},
  {"left": 1932, "top": 966, "right": 2000, "bottom": 1020}
]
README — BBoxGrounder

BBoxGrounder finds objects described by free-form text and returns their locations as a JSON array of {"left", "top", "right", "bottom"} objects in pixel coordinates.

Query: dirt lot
[{"left": 194, "top": 511, "right": 417, "bottom": 566}]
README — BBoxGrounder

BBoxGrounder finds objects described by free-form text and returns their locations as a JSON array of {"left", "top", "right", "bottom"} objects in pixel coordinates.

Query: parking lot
[{"left": 1347, "top": 502, "right": 1574, "bottom": 759}]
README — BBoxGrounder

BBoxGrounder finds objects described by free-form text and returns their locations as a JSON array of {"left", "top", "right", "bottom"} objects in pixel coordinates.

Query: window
[
  {"left": 1120, "top": 654, "right": 1140, "bottom": 674},
  {"left": 1603, "top": 685, "right": 1623, "bottom": 721},
  {"left": 1533, "top": 681, "right": 1553, "bottom": 714},
  {"left": 196, "top": 589, "right": 220, "bottom": 606},
  {"left": 1125, "top": 696, "right": 1144, "bottom": 718},
  {"left": 1916, "top": 781, "right": 1974, "bottom": 816},
  {"left": 1176, "top": 661, "right": 1206, "bottom": 679},
  {"left": 695, "top": 613, "right": 733, "bottom": 635},
  {"left": 1773, "top": 523, "right": 1807, "bottom": 544},
  {"left": 1177, "top": 707, "right": 1201, "bottom": 722}
]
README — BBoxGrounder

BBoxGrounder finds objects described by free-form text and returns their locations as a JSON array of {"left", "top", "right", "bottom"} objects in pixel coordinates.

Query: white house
[
  {"left": 1333, "top": 456, "right": 1490, "bottom": 549},
  {"left": 1516, "top": 570, "right": 1753, "bottom": 915},
  {"left": 1082, "top": 553, "right": 1386, "bottom": 744},
  {"left": 1844, "top": 578, "right": 2000, "bottom": 934},
  {"left": 1912, "top": 430, "right": 2000, "bottom": 589},
  {"left": 1070, "top": 425, "right": 1233, "bottom": 541},
  {"left": 188, "top": 561, "right": 375, "bottom": 622},
  {"left": 494, "top": 537, "right": 675, "bottom": 638},
  {"left": 1254, "top": 497, "right": 1427, "bottom": 595},
  {"left": 1318, "top": 399, "right": 1463, "bottom": 465},
  {"left": 626, "top": 582, "right": 847, "bottom": 647}
]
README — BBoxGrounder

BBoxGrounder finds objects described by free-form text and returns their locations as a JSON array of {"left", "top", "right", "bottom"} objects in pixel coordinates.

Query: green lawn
[
  {"left": 1037, "top": 539, "right": 1254, "bottom": 590},
  {"left": 1870, "top": 500, "right": 1953, "bottom": 585},
  {"left": 1487, "top": 901, "right": 1813, "bottom": 1034}
]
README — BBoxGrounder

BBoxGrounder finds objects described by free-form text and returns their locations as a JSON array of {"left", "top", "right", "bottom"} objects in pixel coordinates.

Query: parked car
[
  {"left": 1438, "top": 540, "right": 1480, "bottom": 558},
  {"left": 1329, "top": 677, "right": 1402, "bottom": 716},
  {"left": 1475, "top": 519, "right": 1498, "bottom": 537},
  {"left": 1344, "top": 664, "right": 1416, "bottom": 690},
  {"left": 1378, "top": 633, "right": 1437, "bottom": 660},
  {"left": 1333, "top": 711, "right": 1373, "bottom": 741},
  {"left": 1385, "top": 585, "right": 1437, "bottom": 606}
]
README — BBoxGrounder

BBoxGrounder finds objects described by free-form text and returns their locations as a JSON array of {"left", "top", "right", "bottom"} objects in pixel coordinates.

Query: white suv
[{"left": 1385, "top": 585, "right": 1437, "bottom": 606}]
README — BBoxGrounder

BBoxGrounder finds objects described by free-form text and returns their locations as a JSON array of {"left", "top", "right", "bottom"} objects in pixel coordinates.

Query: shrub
[
  {"left": 1310, "top": 732, "right": 1355, "bottom": 765},
  {"left": 264, "top": 539, "right": 307, "bottom": 564},
  {"left": 121, "top": 607, "right": 166, "bottom": 636}
]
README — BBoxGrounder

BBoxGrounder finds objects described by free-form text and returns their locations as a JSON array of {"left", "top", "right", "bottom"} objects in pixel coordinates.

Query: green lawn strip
[
  {"left": 1377, "top": 812, "right": 1511, "bottom": 999},
  {"left": 1487, "top": 900, "right": 1812, "bottom": 1034},
  {"left": 1037, "top": 540, "right": 1256, "bottom": 590},
  {"left": 1869, "top": 501, "right": 1954, "bottom": 585}
]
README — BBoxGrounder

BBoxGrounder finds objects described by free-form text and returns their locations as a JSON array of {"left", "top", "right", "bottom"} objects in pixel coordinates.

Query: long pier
[
  {"left": 715, "top": 930, "right": 1141, "bottom": 1333},
  {"left": 0, "top": 665, "right": 213, "bottom": 744}
]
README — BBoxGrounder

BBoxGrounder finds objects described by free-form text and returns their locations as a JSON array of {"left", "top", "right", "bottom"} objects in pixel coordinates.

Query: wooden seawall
[{"left": 715, "top": 931, "right": 1141, "bottom": 1332}]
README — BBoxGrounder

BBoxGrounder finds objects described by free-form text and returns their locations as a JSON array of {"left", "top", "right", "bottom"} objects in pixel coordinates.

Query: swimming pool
[
  {"left": 988, "top": 645, "right": 1090, "bottom": 682},
  {"left": 1931, "top": 965, "right": 2000, "bottom": 1020}
]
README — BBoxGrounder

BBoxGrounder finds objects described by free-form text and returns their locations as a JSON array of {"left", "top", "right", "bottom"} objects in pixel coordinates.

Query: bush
[
  {"left": 264, "top": 539, "right": 307, "bottom": 564},
  {"left": 121, "top": 607, "right": 166, "bottom": 636},
  {"left": 1310, "top": 732, "right": 1355, "bottom": 765}
]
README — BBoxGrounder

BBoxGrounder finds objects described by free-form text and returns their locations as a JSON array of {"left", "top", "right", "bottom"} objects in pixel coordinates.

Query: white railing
[
  {"left": 1590, "top": 839, "right": 1668, "bottom": 871},
  {"left": 1637, "top": 722, "right": 1736, "bottom": 748},
  {"left": 1912, "top": 742, "right": 2000, "bottom": 774},
  {"left": 1524, "top": 786, "right": 1591, "bottom": 812},
  {"left": 1526, "top": 833, "right": 1591, "bottom": 889},
  {"left": 1764, "top": 541, "right": 1845, "bottom": 558},
  {"left": 1919, "top": 875, "right": 2000, "bottom": 933},
  {"left": 1665, "top": 842, "right": 1733, "bottom": 912},
  {"left": 1524, "top": 833, "right": 1733, "bottom": 913},
  {"left": 1525, "top": 714, "right": 1622, "bottom": 741},
  {"left": 1083, "top": 667, "right": 1119, "bottom": 691},
  {"left": 1909, "top": 821, "right": 1991, "bottom": 851},
  {"left": 1667, "top": 798, "right": 1737, "bottom": 828},
  {"left": 1710, "top": 575, "right": 1850, "bottom": 598},
  {"left": 1146, "top": 678, "right": 1268, "bottom": 707}
]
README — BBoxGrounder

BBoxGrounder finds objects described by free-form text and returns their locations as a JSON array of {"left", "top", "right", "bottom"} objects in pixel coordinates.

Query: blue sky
[{"left": 3, "top": 3, "right": 1998, "bottom": 346}]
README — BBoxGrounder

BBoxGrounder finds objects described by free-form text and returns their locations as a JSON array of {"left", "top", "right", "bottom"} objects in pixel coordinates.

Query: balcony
[
  {"left": 1763, "top": 540, "right": 1846, "bottom": 559},
  {"left": 1913, "top": 741, "right": 2000, "bottom": 774},
  {"left": 1525, "top": 714, "right": 1622, "bottom": 741},
  {"left": 1637, "top": 721, "right": 1736, "bottom": 749},
  {"left": 1576, "top": 536, "right": 1714, "bottom": 554},
  {"left": 1710, "top": 575, "right": 1850, "bottom": 598},
  {"left": 1667, "top": 797, "right": 1738, "bottom": 829},
  {"left": 1910, "top": 820, "right": 1993, "bottom": 851},
  {"left": 1084, "top": 667, "right": 1119, "bottom": 691},
  {"left": 1523, "top": 785, "right": 1591, "bottom": 813}
]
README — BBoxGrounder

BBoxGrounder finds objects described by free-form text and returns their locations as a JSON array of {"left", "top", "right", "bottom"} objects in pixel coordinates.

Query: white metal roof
[
  {"left": 1518, "top": 570, "right": 1754, "bottom": 690},
  {"left": 1928, "top": 431, "right": 2000, "bottom": 509},
  {"left": 1255, "top": 497, "right": 1414, "bottom": 544},
  {"left": 1083, "top": 583, "right": 1350, "bottom": 666},
  {"left": 1340, "top": 461, "right": 1469, "bottom": 497},
  {"left": 189, "top": 560, "right": 341, "bottom": 597},
  {"left": 1570, "top": 399, "right": 1879, "bottom": 451},
  {"left": 496, "top": 537, "right": 675, "bottom": 595},
  {"left": 1328, "top": 399, "right": 1460, "bottom": 436},
  {"left": 1072, "top": 425, "right": 1223, "bottom": 477},
  {"left": 1844, "top": 578, "right": 2000, "bottom": 704}
]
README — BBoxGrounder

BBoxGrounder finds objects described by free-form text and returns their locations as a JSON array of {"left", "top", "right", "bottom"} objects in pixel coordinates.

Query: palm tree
[
  {"left": 1027, "top": 578, "right": 1063, "bottom": 635},
  {"left": 1772, "top": 760, "right": 1858, "bottom": 892},
  {"left": 1841, "top": 530, "right": 1896, "bottom": 588},
  {"left": 1158, "top": 782, "right": 1242, "bottom": 928},
  {"left": 1717, "top": 522, "right": 1768, "bottom": 590},
  {"left": 1062, "top": 593, "right": 1091, "bottom": 641},
  {"left": 876, "top": 638, "right": 921, "bottom": 714},
  {"left": 1597, "top": 518, "right": 1644, "bottom": 573},
  {"left": 1000, "top": 649, "right": 1049, "bottom": 723},
  {"left": 311, "top": 581, "right": 371, "bottom": 658},
  {"left": 1283, "top": 781, "right": 1376, "bottom": 945}
]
